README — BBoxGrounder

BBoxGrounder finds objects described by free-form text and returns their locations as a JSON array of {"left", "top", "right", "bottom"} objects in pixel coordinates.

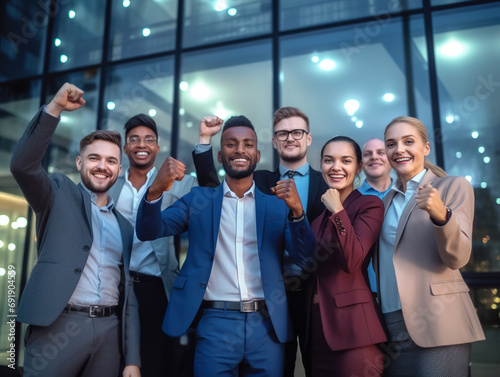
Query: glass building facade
[{"left": 0, "top": 0, "right": 499, "bottom": 375}]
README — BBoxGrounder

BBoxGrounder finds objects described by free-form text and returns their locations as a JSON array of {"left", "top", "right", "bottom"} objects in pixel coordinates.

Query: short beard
[{"left": 221, "top": 157, "right": 256, "bottom": 179}]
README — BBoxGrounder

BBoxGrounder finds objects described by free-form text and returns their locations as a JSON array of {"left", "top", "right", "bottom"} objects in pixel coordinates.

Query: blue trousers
[{"left": 194, "top": 308, "right": 285, "bottom": 377}]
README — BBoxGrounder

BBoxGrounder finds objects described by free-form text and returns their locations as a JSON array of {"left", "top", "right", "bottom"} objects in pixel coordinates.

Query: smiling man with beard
[
  {"left": 136, "top": 115, "right": 316, "bottom": 377},
  {"left": 10, "top": 83, "right": 140, "bottom": 377}
]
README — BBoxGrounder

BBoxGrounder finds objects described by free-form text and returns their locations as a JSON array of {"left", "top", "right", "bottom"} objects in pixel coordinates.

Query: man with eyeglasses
[
  {"left": 192, "top": 107, "right": 328, "bottom": 377},
  {"left": 109, "top": 114, "right": 197, "bottom": 377}
]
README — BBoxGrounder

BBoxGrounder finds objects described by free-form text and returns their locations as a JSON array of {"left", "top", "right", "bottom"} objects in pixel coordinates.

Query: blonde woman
[{"left": 375, "top": 116, "right": 485, "bottom": 376}]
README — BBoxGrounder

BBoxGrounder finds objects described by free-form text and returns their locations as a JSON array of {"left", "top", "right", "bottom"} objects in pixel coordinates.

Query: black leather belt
[
  {"left": 203, "top": 300, "right": 267, "bottom": 313},
  {"left": 64, "top": 304, "right": 118, "bottom": 317},
  {"left": 130, "top": 270, "right": 162, "bottom": 284}
]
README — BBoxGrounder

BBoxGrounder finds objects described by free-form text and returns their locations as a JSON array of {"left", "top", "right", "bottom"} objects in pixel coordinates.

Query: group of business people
[{"left": 11, "top": 83, "right": 484, "bottom": 377}]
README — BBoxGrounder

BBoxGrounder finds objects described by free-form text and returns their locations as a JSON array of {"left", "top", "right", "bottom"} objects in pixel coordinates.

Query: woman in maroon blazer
[{"left": 307, "top": 136, "right": 387, "bottom": 376}]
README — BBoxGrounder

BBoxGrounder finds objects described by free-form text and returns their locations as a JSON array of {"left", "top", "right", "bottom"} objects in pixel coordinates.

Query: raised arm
[
  {"left": 192, "top": 116, "right": 223, "bottom": 187},
  {"left": 10, "top": 83, "right": 85, "bottom": 213}
]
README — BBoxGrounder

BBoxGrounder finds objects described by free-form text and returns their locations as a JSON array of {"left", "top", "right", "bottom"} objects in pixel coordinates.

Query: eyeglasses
[
  {"left": 126, "top": 136, "right": 157, "bottom": 146},
  {"left": 274, "top": 129, "right": 309, "bottom": 141}
]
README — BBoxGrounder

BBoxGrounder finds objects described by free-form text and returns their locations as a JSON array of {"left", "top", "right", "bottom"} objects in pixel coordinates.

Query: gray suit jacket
[
  {"left": 109, "top": 171, "right": 197, "bottom": 300},
  {"left": 10, "top": 108, "right": 141, "bottom": 367}
]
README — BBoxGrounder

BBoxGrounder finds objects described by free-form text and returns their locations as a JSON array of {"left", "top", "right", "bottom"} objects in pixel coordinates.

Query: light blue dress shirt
[
  {"left": 358, "top": 179, "right": 393, "bottom": 292},
  {"left": 379, "top": 169, "right": 427, "bottom": 313}
]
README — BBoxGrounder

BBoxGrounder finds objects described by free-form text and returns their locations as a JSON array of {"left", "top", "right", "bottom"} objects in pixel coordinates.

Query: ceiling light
[
  {"left": 445, "top": 115, "right": 455, "bottom": 124},
  {"left": 107, "top": 101, "right": 116, "bottom": 110},
  {"left": 481, "top": 182, "right": 487, "bottom": 188},
  {"left": 149, "top": 109, "right": 157, "bottom": 117},
  {"left": 355, "top": 120, "right": 363, "bottom": 128},
  {"left": 54, "top": 38, "right": 61, "bottom": 47},
  {"left": 319, "top": 59, "right": 336, "bottom": 71},
  {"left": 440, "top": 40, "right": 464, "bottom": 57},
  {"left": 123, "top": 0, "right": 131, "bottom": 7},
  {"left": 483, "top": 156, "right": 490, "bottom": 163},
  {"left": 8, "top": 243, "right": 15, "bottom": 251},
  {"left": 16, "top": 217, "right": 27, "bottom": 227},
  {"left": 0, "top": 215, "right": 9, "bottom": 226},
  {"left": 60, "top": 54, "right": 68, "bottom": 63},
  {"left": 68, "top": 10, "right": 76, "bottom": 19},
  {"left": 455, "top": 151, "right": 462, "bottom": 159},
  {"left": 344, "top": 99, "right": 359, "bottom": 116},
  {"left": 215, "top": 0, "right": 227, "bottom": 11},
  {"left": 465, "top": 175, "right": 472, "bottom": 182},
  {"left": 179, "top": 81, "right": 189, "bottom": 91},
  {"left": 311, "top": 56, "right": 319, "bottom": 63},
  {"left": 228, "top": 8, "right": 237, "bottom": 16},
  {"left": 191, "top": 83, "right": 211, "bottom": 101},
  {"left": 471, "top": 131, "right": 479, "bottom": 139},
  {"left": 383, "top": 93, "right": 394, "bottom": 102},
  {"left": 0, "top": 268, "right": 5, "bottom": 277},
  {"left": 478, "top": 146, "right": 485, "bottom": 153},
  {"left": 142, "top": 28, "right": 151, "bottom": 37}
]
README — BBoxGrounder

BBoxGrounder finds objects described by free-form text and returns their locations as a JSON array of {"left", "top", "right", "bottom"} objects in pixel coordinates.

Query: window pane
[
  {"left": 432, "top": 3, "right": 500, "bottom": 272},
  {"left": 179, "top": 41, "right": 273, "bottom": 176},
  {"left": 280, "top": 0, "right": 421, "bottom": 31},
  {"left": 470, "top": 286, "right": 500, "bottom": 374},
  {"left": 183, "top": 0, "right": 271, "bottom": 48},
  {"left": 44, "top": 70, "right": 101, "bottom": 181},
  {"left": 280, "top": 16, "right": 431, "bottom": 171},
  {"left": 109, "top": 0, "right": 177, "bottom": 61},
  {"left": 102, "top": 57, "right": 175, "bottom": 171},
  {"left": 0, "top": 80, "right": 41, "bottom": 366},
  {"left": 0, "top": 1, "right": 47, "bottom": 81},
  {"left": 49, "top": 1, "right": 104, "bottom": 72}
]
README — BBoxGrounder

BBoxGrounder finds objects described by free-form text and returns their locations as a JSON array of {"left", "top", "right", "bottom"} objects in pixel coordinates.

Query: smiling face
[
  {"left": 362, "top": 138, "right": 391, "bottom": 180},
  {"left": 218, "top": 126, "right": 260, "bottom": 179},
  {"left": 124, "top": 126, "right": 160, "bottom": 171},
  {"left": 384, "top": 121, "right": 430, "bottom": 182},
  {"left": 77, "top": 140, "right": 122, "bottom": 194},
  {"left": 272, "top": 116, "right": 311, "bottom": 165},
  {"left": 321, "top": 141, "right": 362, "bottom": 199}
]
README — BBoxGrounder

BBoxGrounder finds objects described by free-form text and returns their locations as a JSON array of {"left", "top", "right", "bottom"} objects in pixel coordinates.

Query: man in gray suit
[
  {"left": 10, "top": 83, "right": 141, "bottom": 377},
  {"left": 109, "top": 114, "right": 196, "bottom": 377}
]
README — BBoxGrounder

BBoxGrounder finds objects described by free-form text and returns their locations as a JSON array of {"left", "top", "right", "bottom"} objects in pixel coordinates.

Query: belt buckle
[
  {"left": 89, "top": 305, "right": 101, "bottom": 318},
  {"left": 240, "top": 301, "right": 258, "bottom": 313}
]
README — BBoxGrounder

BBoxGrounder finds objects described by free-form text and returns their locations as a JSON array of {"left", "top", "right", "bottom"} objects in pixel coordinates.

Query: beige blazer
[{"left": 374, "top": 170, "right": 485, "bottom": 347}]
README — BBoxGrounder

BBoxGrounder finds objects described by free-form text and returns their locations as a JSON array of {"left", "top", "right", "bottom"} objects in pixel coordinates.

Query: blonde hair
[{"left": 384, "top": 116, "right": 447, "bottom": 178}]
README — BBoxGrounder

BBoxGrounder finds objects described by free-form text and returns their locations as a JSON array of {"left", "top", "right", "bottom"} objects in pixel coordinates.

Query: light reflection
[
  {"left": 68, "top": 10, "right": 76, "bottom": 19},
  {"left": 319, "top": 59, "right": 336, "bottom": 71},
  {"left": 344, "top": 99, "right": 359, "bottom": 116},
  {"left": 8, "top": 243, "right": 16, "bottom": 251},
  {"left": 471, "top": 131, "right": 479, "bottom": 139},
  {"left": 455, "top": 151, "right": 462, "bottom": 159},
  {"left": 383, "top": 93, "right": 394, "bottom": 102},
  {"left": 228, "top": 8, "right": 237, "bottom": 16},
  {"left": 142, "top": 28, "right": 151, "bottom": 37},
  {"left": 440, "top": 40, "right": 464, "bottom": 57},
  {"left": 0, "top": 215, "right": 9, "bottom": 226},
  {"left": 478, "top": 146, "right": 485, "bottom": 153},
  {"left": 218, "top": 169, "right": 226, "bottom": 177}
]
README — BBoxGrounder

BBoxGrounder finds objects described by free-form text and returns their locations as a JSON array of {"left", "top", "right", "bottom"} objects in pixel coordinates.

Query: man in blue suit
[
  {"left": 10, "top": 83, "right": 140, "bottom": 377},
  {"left": 136, "top": 115, "right": 316, "bottom": 376}
]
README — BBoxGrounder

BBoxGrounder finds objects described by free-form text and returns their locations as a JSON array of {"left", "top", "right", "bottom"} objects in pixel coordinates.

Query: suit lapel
[
  {"left": 393, "top": 170, "right": 437, "bottom": 249},
  {"left": 255, "top": 188, "right": 266, "bottom": 252},
  {"left": 78, "top": 183, "right": 93, "bottom": 238},
  {"left": 212, "top": 184, "right": 224, "bottom": 252}
]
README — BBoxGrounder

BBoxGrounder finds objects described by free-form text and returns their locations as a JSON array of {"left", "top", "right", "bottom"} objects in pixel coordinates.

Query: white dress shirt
[{"left": 204, "top": 180, "right": 265, "bottom": 302}]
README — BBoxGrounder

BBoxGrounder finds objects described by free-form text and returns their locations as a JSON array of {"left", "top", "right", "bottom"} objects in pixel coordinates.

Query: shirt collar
[
  {"left": 279, "top": 162, "right": 310, "bottom": 177},
  {"left": 392, "top": 169, "right": 427, "bottom": 196},
  {"left": 222, "top": 179, "right": 255, "bottom": 199},
  {"left": 81, "top": 183, "right": 115, "bottom": 211},
  {"left": 125, "top": 166, "right": 156, "bottom": 182}
]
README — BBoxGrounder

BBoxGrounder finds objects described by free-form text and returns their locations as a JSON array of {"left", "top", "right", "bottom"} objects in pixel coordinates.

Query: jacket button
[
  {"left": 83, "top": 245, "right": 90, "bottom": 252},
  {"left": 340, "top": 231, "right": 346, "bottom": 235},
  {"left": 74, "top": 268, "right": 82, "bottom": 274},
  {"left": 200, "top": 282, "right": 206, "bottom": 288}
]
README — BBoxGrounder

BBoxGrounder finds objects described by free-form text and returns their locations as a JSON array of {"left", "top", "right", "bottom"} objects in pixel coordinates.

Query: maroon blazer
[{"left": 307, "top": 190, "right": 387, "bottom": 351}]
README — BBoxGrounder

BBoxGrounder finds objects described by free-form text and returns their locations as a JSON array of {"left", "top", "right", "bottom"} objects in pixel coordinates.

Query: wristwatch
[{"left": 433, "top": 207, "right": 452, "bottom": 226}]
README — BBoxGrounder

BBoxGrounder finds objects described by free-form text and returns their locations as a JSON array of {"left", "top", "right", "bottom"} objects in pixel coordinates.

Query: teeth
[
  {"left": 396, "top": 158, "right": 411, "bottom": 162},
  {"left": 233, "top": 158, "right": 247, "bottom": 162},
  {"left": 329, "top": 175, "right": 344, "bottom": 178},
  {"left": 94, "top": 174, "right": 107, "bottom": 179},
  {"left": 136, "top": 152, "right": 148, "bottom": 156}
]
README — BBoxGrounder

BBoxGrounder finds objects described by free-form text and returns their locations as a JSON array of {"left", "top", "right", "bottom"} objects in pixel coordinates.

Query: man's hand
[
  {"left": 415, "top": 184, "right": 447, "bottom": 222},
  {"left": 271, "top": 179, "right": 303, "bottom": 217},
  {"left": 321, "top": 188, "right": 343, "bottom": 214},
  {"left": 199, "top": 116, "right": 223, "bottom": 144},
  {"left": 123, "top": 365, "right": 140, "bottom": 377},
  {"left": 147, "top": 157, "right": 186, "bottom": 201},
  {"left": 46, "top": 83, "right": 86, "bottom": 118}
]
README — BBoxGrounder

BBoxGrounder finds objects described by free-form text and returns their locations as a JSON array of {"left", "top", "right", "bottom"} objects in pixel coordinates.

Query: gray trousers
[
  {"left": 382, "top": 310, "right": 471, "bottom": 377},
  {"left": 23, "top": 311, "right": 121, "bottom": 377}
]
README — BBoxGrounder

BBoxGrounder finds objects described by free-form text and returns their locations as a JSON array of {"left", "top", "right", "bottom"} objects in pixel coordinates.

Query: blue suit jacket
[
  {"left": 10, "top": 108, "right": 141, "bottom": 367},
  {"left": 136, "top": 184, "right": 316, "bottom": 343},
  {"left": 110, "top": 171, "right": 197, "bottom": 300}
]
